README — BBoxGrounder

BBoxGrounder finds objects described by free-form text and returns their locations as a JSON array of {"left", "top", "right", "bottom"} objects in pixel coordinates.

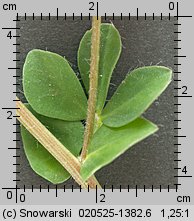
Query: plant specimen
[{"left": 17, "top": 17, "right": 172, "bottom": 188}]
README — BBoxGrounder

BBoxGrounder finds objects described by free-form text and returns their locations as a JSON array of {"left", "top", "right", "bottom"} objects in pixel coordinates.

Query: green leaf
[
  {"left": 21, "top": 104, "right": 84, "bottom": 184},
  {"left": 23, "top": 49, "right": 87, "bottom": 121},
  {"left": 81, "top": 117, "right": 158, "bottom": 181},
  {"left": 101, "top": 66, "right": 172, "bottom": 127},
  {"left": 78, "top": 24, "right": 121, "bottom": 114}
]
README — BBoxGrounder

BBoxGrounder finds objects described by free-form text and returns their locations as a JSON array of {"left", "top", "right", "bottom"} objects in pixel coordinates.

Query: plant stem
[
  {"left": 16, "top": 97, "right": 101, "bottom": 189},
  {"left": 81, "top": 16, "right": 101, "bottom": 161}
]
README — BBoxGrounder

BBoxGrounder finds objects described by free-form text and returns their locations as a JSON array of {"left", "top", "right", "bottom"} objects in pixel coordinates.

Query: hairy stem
[
  {"left": 16, "top": 97, "right": 101, "bottom": 188},
  {"left": 81, "top": 16, "right": 101, "bottom": 161}
]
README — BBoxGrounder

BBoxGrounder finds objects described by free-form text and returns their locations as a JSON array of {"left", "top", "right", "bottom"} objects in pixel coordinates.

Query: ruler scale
[{"left": 0, "top": 0, "right": 193, "bottom": 220}]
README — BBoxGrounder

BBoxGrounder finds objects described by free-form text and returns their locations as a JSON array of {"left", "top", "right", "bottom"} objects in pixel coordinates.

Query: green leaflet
[
  {"left": 81, "top": 117, "right": 158, "bottom": 181},
  {"left": 21, "top": 104, "right": 84, "bottom": 184},
  {"left": 78, "top": 24, "right": 121, "bottom": 114},
  {"left": 21, "top": 23, "right": 173, "bottom": 185},
  {"left": 101, "top": 66, "right": 172, "bottom": 127},
  {"left": 23, "top": 49, "right": 87, "bottom": 121}
]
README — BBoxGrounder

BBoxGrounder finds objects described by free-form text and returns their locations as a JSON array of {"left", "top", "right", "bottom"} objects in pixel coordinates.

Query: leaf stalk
[{"left": 81, "top": 16, "right": 101, "bottom": 161}]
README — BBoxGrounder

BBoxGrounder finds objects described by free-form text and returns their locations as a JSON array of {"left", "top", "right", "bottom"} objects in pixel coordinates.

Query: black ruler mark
[
  {"left": 136, "top": 8, "right": 138, "bottom": 20},
  {"left": 13, "top": 13, "right": 20, "bottom": 21},
  {"left": 55, "top": 185, "right": 58, "bottom": 197},
  {"left": 97, "top": 2, "right": 99, "bottom": 19},
  {"left": 2, "top": 27, "right": 20, "bottom": 30}
]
